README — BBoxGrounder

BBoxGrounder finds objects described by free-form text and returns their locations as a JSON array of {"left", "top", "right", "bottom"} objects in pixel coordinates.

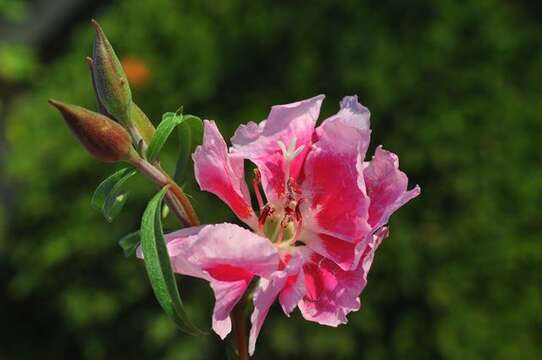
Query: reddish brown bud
[{"left": 48, "top": 99, "right": 134, "bottom": 162}]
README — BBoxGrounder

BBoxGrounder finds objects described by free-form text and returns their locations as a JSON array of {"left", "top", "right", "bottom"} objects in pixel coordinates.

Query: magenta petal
[
  {"left": 231, "top": 95, "right": 324, "bottom": 203},
  {"left": 302, "top": 231, "right": 356, "bottom": 270},
  {"left": 302, "top": 96, "right": 372, "bottom": 243},
  {"left": 161, "top": 223, "right": 279, "bottom": 339},
  {"left": 248, "top": 252, "right": 303, "bottom": 355},
  {"left": 298, "top": 228, "right": 388, "bottom": 326},
  {"left": 364, "top": 146, "right": 421, "bottom": 229},
  {"left": 193, "top": 120, "right": 257, "bottom": 226}
]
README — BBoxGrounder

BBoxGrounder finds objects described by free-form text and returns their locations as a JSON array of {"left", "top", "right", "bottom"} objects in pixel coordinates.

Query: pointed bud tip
[
  {"left": 90, "top": 19, "right": 101, "bottom": 32},
  {"left": 48, "top": 98, "right": 69, "bottom": 112}
]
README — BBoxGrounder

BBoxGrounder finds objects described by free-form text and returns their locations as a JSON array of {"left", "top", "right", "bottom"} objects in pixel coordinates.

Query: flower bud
[
  {"left": 48, "top": 99, "right": 134, "bottom": 162},
  {"left": 131, "top": 102, "right": 156, "bottom": 145},
  {"left": 91, "top": 19, "right": 132, "bottom": 124},
  {"left": 85, "top": 56, "right": 108, "bottom": 116}
]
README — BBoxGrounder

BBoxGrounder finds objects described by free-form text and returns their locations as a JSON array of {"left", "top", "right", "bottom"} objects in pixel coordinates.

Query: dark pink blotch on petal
[
  {"left": 298, "top": 228, "right": 389, "bottom": 326},
  {"left": 154, "top": 223, "right": 279, "bottom": 339},
  {"left": 302, "top": 231, "right": 356, "bottom": 270},
  {"left": 302, "top": 96, "right": 372, "bottom": 242},
  {"left": 193, "top": 120, "right": 256, "bottom": 225},
  {"left": 231, "top": 95, "right": 324, "bottom": 203}
]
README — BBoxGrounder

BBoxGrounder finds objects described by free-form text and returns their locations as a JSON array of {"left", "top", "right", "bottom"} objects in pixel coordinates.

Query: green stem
[
  {"left": 131, "top": 157, "right": 199, "bottom": 227},
  {"left": 232, "top": 297, "right": 249, "bottom": 360}
]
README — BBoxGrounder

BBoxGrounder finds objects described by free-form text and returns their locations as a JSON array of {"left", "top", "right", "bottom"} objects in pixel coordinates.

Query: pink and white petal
[
  {"left": 278, "top": 262, "right": 305, "bottom": 315},
  {"left": 335, "top": 95, "right": 371, "bottom": 130},
  {"left": 301, "top": 96, "right": 372, "bottom": 242},
  {"left": 193, "top": 120, "right": 257, "bottom": 226},
  {"left": 298, "top": 228, "right": 388, "bottom": 326},
  {"left": 276, "top": 252, "right": 305, "bottom": 315},
  {"left": 135, "top": 225, "right": 204, "bottom": 263},
  {"left": 248, "top": 275, "right": 287, "bottom": 355},
  {"left": 364, "top": 146, "right": 421, "bottom": 229},
  {"left": 248, "top": 251, "right": 303, "bottom": 355},
  {"left": 231, "top": 95, "right": 324, "bottom": 203},
  {"left": 210, "top": 279, "right": 252, "bottom": 339},
  {"left": 172, "top": 223, "right": 279, "bottom": 277},
  {"left": 157, "top": 223, "right": 279, "bottom": 339}
]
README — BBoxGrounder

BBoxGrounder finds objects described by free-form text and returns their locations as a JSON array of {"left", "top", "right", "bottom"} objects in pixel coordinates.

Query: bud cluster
[{"left": 49, "top": 20, "right": 155, "bottom": 163}]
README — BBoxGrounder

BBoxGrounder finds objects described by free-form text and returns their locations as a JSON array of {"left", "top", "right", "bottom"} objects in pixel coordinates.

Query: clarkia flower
[{"left": 143, "top": 95, "right": 420, "bottom": 355}]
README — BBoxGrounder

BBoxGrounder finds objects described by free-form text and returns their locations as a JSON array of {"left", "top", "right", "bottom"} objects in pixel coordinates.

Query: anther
[
  {"left": 252, "top": 168, "right": 264, "bottom": 210},
  {"left": 258, "top": 205, "right": 274, "bottom": 228}
]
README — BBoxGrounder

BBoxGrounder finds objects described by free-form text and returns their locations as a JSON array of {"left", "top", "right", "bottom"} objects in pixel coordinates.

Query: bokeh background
[{"left": 1, "top": 0, "right": 541, "bottom": 359}]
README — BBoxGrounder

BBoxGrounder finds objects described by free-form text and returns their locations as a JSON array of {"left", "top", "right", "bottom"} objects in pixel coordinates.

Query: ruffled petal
[
  {"left": 298, "top": 227, "right": 388, "bottom": 326},
  {"left": 248, "top": 252, "right": 303, "bottom": 355},
  {"left": 363, "top": 146, "right": 421, "bottom": 229},
  {"left": 193, "top": 120, "right": 257, "bottom": 226},
  {"left": 301, "top": 231, "right": 356, "bottom": 271},
  {"left": 232, "top": 95, "right": 324, "bottom": 203},
  {"left": 278, "top": 255, "right": 305, "bottom": 316},
  {"left": 301, "top": 96, "right": 372, "bottom": 243},
  {"left": 158, "top": 223, "right": 279, "bottom": 339}
]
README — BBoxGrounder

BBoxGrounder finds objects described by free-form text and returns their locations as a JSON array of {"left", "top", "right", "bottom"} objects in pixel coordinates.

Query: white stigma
[{"left": 278, "top": 136, "right": 305, "bottom": 162}]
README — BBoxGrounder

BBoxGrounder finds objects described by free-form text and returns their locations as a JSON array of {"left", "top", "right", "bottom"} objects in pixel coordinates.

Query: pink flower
[{"left": 147, "top": 95, "right": 419, "bottom": 355}]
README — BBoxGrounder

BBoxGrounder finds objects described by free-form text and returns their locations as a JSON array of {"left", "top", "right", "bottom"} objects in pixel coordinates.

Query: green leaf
[
  {"left": 91, "top": 167, "right": 136, "bottom": 222},
  {"left": 140, "top": 186, "right": 206, "bottom": 336},
  {"left": 118, "top": 231, "right": 140, "bottom": 257},
  {"left": 103, "top": 170, "right": 136, "bottom": 222},
  {"left": 173, "top": 114, "right": 203, "bottom": 185},
  {"left": 146, "top": 111, "right": 184, "bottom": 162}
]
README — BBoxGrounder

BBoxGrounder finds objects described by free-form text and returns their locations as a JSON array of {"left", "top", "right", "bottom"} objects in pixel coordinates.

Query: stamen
[
  {"left": 258, "top": 205, "right": 274, "bottom": 229},
  {"left": 293, "top": 199, "right": 304, "bottom": 242},
  {"left": 252, "top": 168, "right": 264, "bottom": 211}
]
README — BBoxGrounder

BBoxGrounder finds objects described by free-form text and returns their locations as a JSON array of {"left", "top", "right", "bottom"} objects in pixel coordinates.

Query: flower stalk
[
  {"left": 232, "top": 297, "right": 249, "bottom": 360},
  {"left": 130, "top": 156, "right": 199, "bottom": 227}
]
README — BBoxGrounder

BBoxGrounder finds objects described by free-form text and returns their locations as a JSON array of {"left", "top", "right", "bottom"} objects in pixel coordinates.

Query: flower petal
[
  {"left": 300, "top": 231, "right": 356, "bottom": 271},
  {"left": 248, "top": 252, "right": 303, "bottom": 355},
  {"left": 298, "top": 227, "right": 388, "bottom": 326},
  {"left": 232, "top": 95, "right": 324, "bottom": 203},
  {"left": 161, "top": 223, "right": 279, "bottom": 339},
  {"left": 278, "top": 254, "right": 305, "bottom": 316},
  {"left": 364, "top": 146, "right": 421, "bottom": 229},
  {"left": 301, "top": 96, "right": 372, "bottom": 243},
  {"left": 193, "top": 120, "right": 257, "bottom": 226}
]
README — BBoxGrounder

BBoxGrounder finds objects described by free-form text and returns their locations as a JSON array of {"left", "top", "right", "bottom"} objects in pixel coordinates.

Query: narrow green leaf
[
  {"left": 118, "top": 231, "right": 140, "bottom": 257},
  {"left": 140, "top": 186, "right": 206, "bottom": 335},
  {"left": 102, "top": 169, "right": 137, "bottom": 222},
  {"left": 146, "top": 111, "right": 184, "bottom": 162},
  {"left": 91, "top": 168, "right": 136, "bottom": 222},
  {"left": 173, "top": 114, "right": 203, "bottom": 186}
]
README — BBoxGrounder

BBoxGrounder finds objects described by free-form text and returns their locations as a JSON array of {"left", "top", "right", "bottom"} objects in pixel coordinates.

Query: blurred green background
[{"left": 1, "top": 0, "right": 541, "bottom": 359}]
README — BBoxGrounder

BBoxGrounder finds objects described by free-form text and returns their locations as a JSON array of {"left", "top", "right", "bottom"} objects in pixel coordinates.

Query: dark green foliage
[
  {"left": 1, "top": 0, "right": 541, "bottom": 359},
  {"left": 140, "top": 186, "right": 205, "bottom": 336}
]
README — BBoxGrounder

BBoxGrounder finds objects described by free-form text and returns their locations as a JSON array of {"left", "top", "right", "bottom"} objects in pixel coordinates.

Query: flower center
[
  {"left": 252, "top": 138, "right": 307, "bottom": 249},
  {"left": 257, "top": 177, "right": 304, "bottom": 248}
]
